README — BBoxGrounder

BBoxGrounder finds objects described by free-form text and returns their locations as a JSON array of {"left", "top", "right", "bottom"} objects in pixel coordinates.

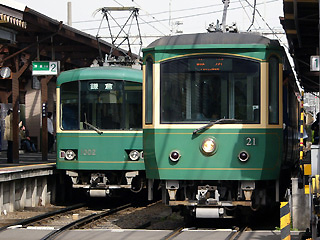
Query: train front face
[
  {"left": 143, "top": 33, "right": 284, "bottom": 217},
  {"left": 56, "top": 67, "right": 145, "bottom": 197}
]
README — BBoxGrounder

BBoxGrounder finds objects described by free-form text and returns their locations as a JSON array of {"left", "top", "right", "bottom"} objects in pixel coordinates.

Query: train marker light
[
  {"left": 139, "top": 151, "right": 144, "bottom": 160},
  {"left": 169, "top": 150, "right": 181, "bottom": 162},
  {"left": 60, "top": 151, "right": 65, "bottom": 159},
  {"left": 65, "top": 150, "right": 76, "bottom": 160},
  {"left": 238, "top": 151, "right": 249, "bottom": 162},
  {"left": 201, "top": 138, "right": 216, "bottom": 155},
  {"left": 129, "top": 150, "right": 140, "bottom": 161}
]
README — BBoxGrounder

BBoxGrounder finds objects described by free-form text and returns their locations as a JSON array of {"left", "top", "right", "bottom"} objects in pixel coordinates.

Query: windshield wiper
[
  {"left": 83, "top": 113, "right": 103, "bottom": 135},
  {"left": 83, "top": 121, "right": 103, "bottom": 135},
  {"left": 192, "top": 118, "right": 240, "bottom": 135}
]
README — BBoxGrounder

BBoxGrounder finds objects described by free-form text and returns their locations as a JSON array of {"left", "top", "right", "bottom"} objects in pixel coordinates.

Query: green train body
[
  {"left": 56, "top": 66, "right": 144, "bottom": 197},
  {"left": 142, "top": 33, "right": 300, "bottom": 218}
]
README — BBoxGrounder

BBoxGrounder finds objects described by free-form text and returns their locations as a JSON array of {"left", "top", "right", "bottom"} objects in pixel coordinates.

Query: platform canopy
[
  {"left": 0, "top": 2, "right": 138, "bottom": 100},
  {"left": 281, "top": 0, "right": 319, "bottom": 92}
]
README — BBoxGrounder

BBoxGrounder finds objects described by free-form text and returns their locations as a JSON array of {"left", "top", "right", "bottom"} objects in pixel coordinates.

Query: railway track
[
  {"left": 161, "top": 225, "right": 248, "bottom": 240},
  {"left": 0, "top": 203, "right": 86, "bottom": 232},
  {"left": 40, "top": 203, "right": 131, "bottom": 240},
  {"left": 226, "top": 226, "right": 247, "bottom": 240}
]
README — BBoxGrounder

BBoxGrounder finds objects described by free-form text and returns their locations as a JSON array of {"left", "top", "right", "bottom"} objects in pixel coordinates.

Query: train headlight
[
  {"left": 129, "top": 150, "right": 140, "bottom": 161},
  {"left": 238, "top": 151, "right": 249, "bottom": 162},
  {"left": 65, "top": 150, "right": 76, "bottom": 161},
  {"left": 169, "top": 150, "right": 181, "bottom": 162},
  {"left": 201, "top": 138, "right": 217, "bottom": 155}
]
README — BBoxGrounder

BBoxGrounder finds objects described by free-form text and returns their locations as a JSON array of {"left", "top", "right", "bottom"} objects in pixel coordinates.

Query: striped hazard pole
[
  {"left": 300, "top": 91, "right": 304, "bottom": 166},
  {"left": 280, "top": 202, "right": 291, "bottom": 240}
]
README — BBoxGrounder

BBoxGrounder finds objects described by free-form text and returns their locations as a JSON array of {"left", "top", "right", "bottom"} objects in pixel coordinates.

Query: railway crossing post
[{"left": 280, "top": 201, "right": 291, "bottom": 240}]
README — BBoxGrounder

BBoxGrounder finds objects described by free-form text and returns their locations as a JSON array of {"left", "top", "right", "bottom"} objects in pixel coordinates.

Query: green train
[
  {"left": 142, "top": 32, "right": 300, "bottom": 218},
  {"left": 56, "top": 66, "right": 144, "bottom": 197}
]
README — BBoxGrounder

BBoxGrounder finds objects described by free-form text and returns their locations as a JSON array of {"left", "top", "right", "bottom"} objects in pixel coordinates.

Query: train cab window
[
  {"left": 268, "top": 57, "right": 279, "bottom": 124},
  {"left": 60, "top": 81, "right": 79, "bottom": 130},
  {"left": 160, "top": 56, "right": 260, "bottom": 124},
  {"left": 145, "top": 57, "right": 153, "bottom": 124},
  {"left": 60, "top": 80, "right": 142, "bottom": 131},
  {"left": 124, "top": 82, "right": 142, "bottom": 129},
  {"left": 79, "top": 80, "right": 142, "bottom": 130}
]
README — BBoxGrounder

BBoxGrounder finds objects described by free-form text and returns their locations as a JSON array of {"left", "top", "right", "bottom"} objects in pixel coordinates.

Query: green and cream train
[
  {"left": 142, "top": 32, "right": 300, "bottom": 218},
  {"left": 56, "top": 66, "right": 145, "bottom": 197}
]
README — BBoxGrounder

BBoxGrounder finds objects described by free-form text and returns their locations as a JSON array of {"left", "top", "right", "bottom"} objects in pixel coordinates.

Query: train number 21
[{"left": 246, "top": 137, "right": 256, "bottom": 146}]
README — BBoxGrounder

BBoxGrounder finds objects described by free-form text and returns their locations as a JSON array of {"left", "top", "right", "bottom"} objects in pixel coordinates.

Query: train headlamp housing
[
  {"left": 200, "top": 138, "right": 217, "bottom": 156},
  {"left": 129, "top": 150, "right": 140, "bottom": 161},
  {"left": 238, "top": 151, "right": 250, "bottom": 162},
  {"left": 65, "top": 150, "right": 76, "bottom": 161},
  {"left": 169, "top": 150, "right": 181, "bottom": 162}
]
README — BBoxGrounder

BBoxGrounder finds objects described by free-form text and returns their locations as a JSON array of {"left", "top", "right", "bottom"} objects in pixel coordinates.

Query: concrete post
[
  {"left": 21, "top": 180, "right": 26, "bottom": 209},
  {"left": 9, "top": 181, "right": 15, "bottom": 212},
  {"left": 0, "top": 183, "right": 3, "bottom": 215},
  {"left": 32, "top": 178, "right": 37, "bottom": 207},
  {"left": 41, "top": 177, "right": 47, "bottom": 206},
  {"left": 291, "top": 178, "right": 310, "bottom": 230}
]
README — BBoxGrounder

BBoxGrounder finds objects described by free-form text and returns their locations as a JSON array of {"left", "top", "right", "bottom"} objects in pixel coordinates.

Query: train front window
[
  {"left": 160, "top": 56, "right": 260, "bottom": 123},
  {"left": 60, "top": 81, "right": 79, "bottom": 130},
  {"left": 60, "top": 80, "right": 142, "bottom": 130}
]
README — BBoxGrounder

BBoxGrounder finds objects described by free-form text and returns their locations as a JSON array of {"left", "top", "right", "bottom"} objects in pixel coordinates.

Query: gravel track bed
[
  {"left": 0, "top": 202, "right": 184, "bottom": 230},
  {"left": 87, "top": 201, "right": 184, "bottom": 230}
]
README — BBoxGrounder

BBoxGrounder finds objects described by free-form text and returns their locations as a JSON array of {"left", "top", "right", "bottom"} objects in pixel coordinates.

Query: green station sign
[{"left": 32, "top": 61, "right": 60, "bottom": 76}]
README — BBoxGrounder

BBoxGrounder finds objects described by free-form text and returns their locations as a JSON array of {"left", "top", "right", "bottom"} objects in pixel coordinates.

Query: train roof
[
  {"left": 57, "top": 66, "right": 142, "bottom": 86},
  {"left": 144, "top": 32, "right": 280, "bottom": 50}
]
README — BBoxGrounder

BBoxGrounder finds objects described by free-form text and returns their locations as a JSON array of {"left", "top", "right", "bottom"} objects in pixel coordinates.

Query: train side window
[
  {"left": 145, "top": 57, "right": 153, "bottom": 124},
  {"left": 269, "top": 56, "right": 279, "bottom": 124}
]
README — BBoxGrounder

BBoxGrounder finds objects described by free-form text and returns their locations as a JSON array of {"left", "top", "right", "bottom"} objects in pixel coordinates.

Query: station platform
[
  {"left": 0, "top": 151, "right": 56, "bottom": 169},
  {"left": 0, "top": 151, "right": 57, "bottom": 213}
]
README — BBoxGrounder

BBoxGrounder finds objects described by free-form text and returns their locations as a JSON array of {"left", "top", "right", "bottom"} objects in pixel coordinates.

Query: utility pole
[{"left": 67, "top": 2, "right": 72, "bottom": 26}]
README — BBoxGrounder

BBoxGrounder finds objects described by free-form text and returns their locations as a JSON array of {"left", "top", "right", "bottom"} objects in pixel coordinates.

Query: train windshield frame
[
  {"left": 160, "top": 55, "right": 261, "bottom": 124},
  {"left": 60, "top": 79, "right": 142, "bottom": 130}
]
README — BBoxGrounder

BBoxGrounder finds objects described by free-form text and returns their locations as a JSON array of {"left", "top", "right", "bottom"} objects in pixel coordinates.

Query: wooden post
[
  {"left": 40, "top": 75, "right": 53, "bottom": 161},
  {"left": 12, "top": 72, "right": 19, "bottom": 163}
]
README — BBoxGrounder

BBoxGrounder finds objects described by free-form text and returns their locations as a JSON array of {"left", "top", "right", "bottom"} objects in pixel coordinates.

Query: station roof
[
  {"left": 281, "top": 0, "right": 319, "bottom": 92},
  {"left": 0, "top": 2, "right": 136, "bottom": 70},
  {"left": 0, "top": 2, "right": 138, "bottom": 102}
]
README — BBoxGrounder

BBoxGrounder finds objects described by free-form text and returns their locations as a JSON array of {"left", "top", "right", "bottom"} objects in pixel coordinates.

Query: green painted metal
[
  {"left": 57, "top": 66, "right": 142, "bottom": 86},
  {"left": 143, "top": 44, "right": 283, "bottom": 63},
  {"left": 56, "top": 66, "right": 143, "bottom": 172},
  {"left": 143, "top": 128, "right": 282, "bottom": 180},
  {"left": 56, "top": 132, "right": 144, "bottom": 170}
]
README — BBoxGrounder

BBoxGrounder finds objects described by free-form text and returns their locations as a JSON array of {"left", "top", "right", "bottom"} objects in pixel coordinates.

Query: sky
[{"left": 12, "top": 0, "right": 287, "bottom": 55}]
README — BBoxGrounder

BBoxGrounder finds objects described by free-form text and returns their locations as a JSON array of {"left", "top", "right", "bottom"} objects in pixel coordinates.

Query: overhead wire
[
  {"left": 246, "top": 0, "right": 257, "bottom": 31},
  {"left": 76, "top": 0, "right": 280, "bottom": 29},
  {"left": 73, "top": 3, "right": 223, "bottom": 24},
  {"left": 243, "top": 0, "right": 287, "bottom": 49},
  {"left": 131, "top": 0, "right": 171, "bottom": 32}
]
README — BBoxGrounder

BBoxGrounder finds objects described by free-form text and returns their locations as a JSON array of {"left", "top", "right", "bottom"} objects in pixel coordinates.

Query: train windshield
[
  {"left": 60, "top": 80, "right": 142, "bottom": 130},
  {"left": 160, "top": 56, "right": 260, "bottom": 124}
]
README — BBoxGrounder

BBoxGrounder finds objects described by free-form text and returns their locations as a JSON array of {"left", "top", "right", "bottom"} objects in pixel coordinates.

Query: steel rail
[
  {"left": 226, "top": 226, "right": 247, "bottom": 240},
  {"left": 0, "top": 203, "right": 86, "bottom": 232},
  {"left": 160, "top": 226, "right": 184, "bottom": 240},
  {"left": 40, "top": 203, "right": 131, "bottom": 240}
]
